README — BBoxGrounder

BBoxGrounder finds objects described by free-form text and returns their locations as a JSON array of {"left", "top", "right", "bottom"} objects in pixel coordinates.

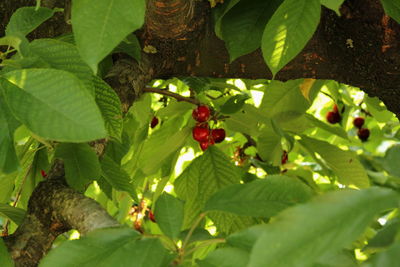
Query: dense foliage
[{"left": 1, "top": 0, "right": 400, "bottom": 266}]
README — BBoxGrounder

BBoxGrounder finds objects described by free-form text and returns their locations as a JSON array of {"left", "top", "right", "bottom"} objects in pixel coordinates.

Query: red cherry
[
  {"left": 150, "top": 116, "right": 159, "bottom": 128},
  {"left": 200, "top": 141, "right": 209, "bottom": 151},
  {"left": 192, "top": 126, "right": 209, "bottom": 142},
  {"left": 211, "top": 128, "right": 226, "bottom": 143},
  {"left": 148, "top": 210, "right": 156, "bottom": 223},
  {"left": 192, "top": 105, "right": 210, "bottom": 122},
  {"left": 353, "top": 117, "right": 365, "bottom": 129},
  {"left": 40, "top": 170, "right": 47, "bottom": 178},
  {"left": 326, "top": 111, "right": 341, "bottom": 124},
  {"left": 357, "top": 128, "right": 370, "bottom": 141}
]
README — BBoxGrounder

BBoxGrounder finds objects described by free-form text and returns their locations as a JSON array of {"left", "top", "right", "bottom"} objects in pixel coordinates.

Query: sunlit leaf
[
  {"left": 262, "top": 0, "right": 321, "bottom": 76},
  {"left": 1, "top": 69, "right": 106, "bottom": 142}
]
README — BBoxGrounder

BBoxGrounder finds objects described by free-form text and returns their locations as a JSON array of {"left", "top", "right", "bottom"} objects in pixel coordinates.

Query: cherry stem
[{"left": 143, "top": 87, "right": 200, "bottom": 105}]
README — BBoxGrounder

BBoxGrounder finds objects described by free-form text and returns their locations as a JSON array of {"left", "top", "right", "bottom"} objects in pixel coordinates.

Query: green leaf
[
  {"left": 1, "top": 69, "right": 106, "bottom": 142},
  {"left": 370, "top": 241, "right": 400, "bottom": 267},
  {"left": 262, "top": 0, "right": 321, "bottom": 76},
  {"left": 220, "top": 94, "right": 250, "bottom": 114},
  {"left": 0, "top": 35, "right": 30, "bottom": 57},
  {"left": 29, "top": 39, "right": 94, "bottom": 93},
  {"left": 175, "top": 147, "right": 245, "bottom": 230},
  {"left": 55, "top": 143, "right": 101, "bottom": 191},
  {"left": 0, "top": 238, "right": 14, "bottom": 267},
  {"left": 6, "top": 7, "right": 55, "bottom": 36},
  {"left": 256, "top": 120, "right": 283, "bottom": 166},
  {"left": 0, "top": 203, "right": 26, "bottom": 225},
  {"left": 138, "top": 122, "right": 190, "bottom": 176},
  {"left": 259, "top": 79, "right": 309, "bottom": 120},
  {"left": 101, "top": 155, "right": 135, "bottom": 197},
  {"left": 305, "top": 113, "right": 348, "bottom": 140},
  {"left": 71, "top": 0, "right": 145, "bottom": 73},
  {"left": 0, "top": 96, "right": 20, "bottom": 174},
  {"left": 225, "top": 104, "right": 263, "bottom": 137},
  {"left": 114, "top": 34, "right": 141, "bottom": 62},
  {"left": 299, "top": 135, "right": 369, "bottom": 188},
  {"left": 205, "top": 175, "right": 313, "bottom": 217},
  {"left": 198, "top": 247, "right": 250, "bottom": 267},
  {"left": 93, "top": 76, "right": 123, "bottom": 140},
  {"left": 365, "top": 218, "right": 400, "bottom": 250},
  {"left": 247, "top": 187, "right": 400, "bottom": 267},
  {"left": 154, "top": 193, "right": 184, "bottom": 239},
  {"left": 381, "top": 0, "right": 400, "bottom": 24},
  {"left": 214, "top": 0, "right": 241, "bottom": 39},
  {"left": 320, "top": 0, "right": 345, "bottom": 15},
  {"left": 382, "top": 145, "right": 400, "bottom": 177},
  {"left": 39, "top": 227, "right": 170, "bottom": 267},
  {"left": 220, "top": 0, "right": 283, "bottom": 62}
]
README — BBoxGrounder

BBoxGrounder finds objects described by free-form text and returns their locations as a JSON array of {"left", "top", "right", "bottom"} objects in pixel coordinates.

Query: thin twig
[{"left": 143, "top": 87, "right": 200, "bottom": 105}]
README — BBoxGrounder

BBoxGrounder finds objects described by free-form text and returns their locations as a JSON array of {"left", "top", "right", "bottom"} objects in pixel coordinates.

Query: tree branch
[
  {"left": 3, "top": 160, "right": 120, "bottom": 266},
  {"left": 143, "top": 87, "right": 200, "bottom": 105}
]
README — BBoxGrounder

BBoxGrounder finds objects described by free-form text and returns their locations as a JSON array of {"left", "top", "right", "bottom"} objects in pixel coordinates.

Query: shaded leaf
[
  {"left": 154, "top": 193, "right": 184, "bottom": 239},
  {"left": 0, "top": 203, "right": 26, "bottom": 225},
  {"left": 71, "top": 0, "right": 145, "bottom": 73},
  {"left": 40, "top": 227, "right": 170, "bottom": 267},
  {"left": 6, "top": 7, "right": 54, "bottom": 36},
  {"left": 101, "top": 155, "right": 135, "bottom": 197},
  {"left": 247, "top": 187, "right": 399, "bottom": 267},
  {"left": 198, "top": 247, "right": 250, "bottom": 267},
  {"left": 0, "top": 238, "right": 13, "bottom": 267},
  {"left": 220, "top": 0, "right": 283, "bottom": 61},
  {"left": 55, "top": 143, "right": 101, "bottom": 191},
  {"left": 93, "top": 76, "right": 123, "bottom": 140},
  {"left": 205, "top": 175, "right": 313, "bottom": 217}
]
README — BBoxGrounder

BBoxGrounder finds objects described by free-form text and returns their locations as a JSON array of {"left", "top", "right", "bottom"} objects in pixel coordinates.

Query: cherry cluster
[
  {"left": 192, "top": 105, "right": 226, "bottom": 151},
  {"left": 353, "top": 117, "right": 369, "bottom": 141}
]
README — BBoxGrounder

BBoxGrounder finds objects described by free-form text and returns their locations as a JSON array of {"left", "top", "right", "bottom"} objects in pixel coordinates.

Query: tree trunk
[{"left": 1, "top": 0, "right": 400, "bottom": 265}]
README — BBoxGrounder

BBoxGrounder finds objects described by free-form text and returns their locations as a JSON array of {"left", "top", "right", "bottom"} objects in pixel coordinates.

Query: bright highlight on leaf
[{"left": 262, "top": 0, "right": 321, "bottom": 76}]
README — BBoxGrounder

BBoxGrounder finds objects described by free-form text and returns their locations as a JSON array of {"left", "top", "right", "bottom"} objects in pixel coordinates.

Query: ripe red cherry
[
  {"left": 200, "top": 141, "right": 210, "bottom": 151},
  {"left": 353, "top": 117, "right": 365, "bottom": 129},
  {"left": 326, "top": 111, "right": 341, "bottom": 124},
  {"left": 192, "top": 126, "right": 209, "bottom": 142},
  {"left": 211, "top": 128, "right": 226, "bottom": 143},
  {"left": 150, "top": 116, "right": 159, "bottom": 128},
  {"left": 357, "top": 128, "right": 370, "bottom": 141},
  {"left": 192, "top": 105, "right": 210, "bottom": 122}
]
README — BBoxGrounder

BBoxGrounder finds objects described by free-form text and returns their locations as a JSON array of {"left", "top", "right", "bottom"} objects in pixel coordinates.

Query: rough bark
[
  {"left": 1, "top": 0, "right": 400, "bottom": 265},
  {"left": 3, "top": 160, "right": 119, "bottom": 266}
]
